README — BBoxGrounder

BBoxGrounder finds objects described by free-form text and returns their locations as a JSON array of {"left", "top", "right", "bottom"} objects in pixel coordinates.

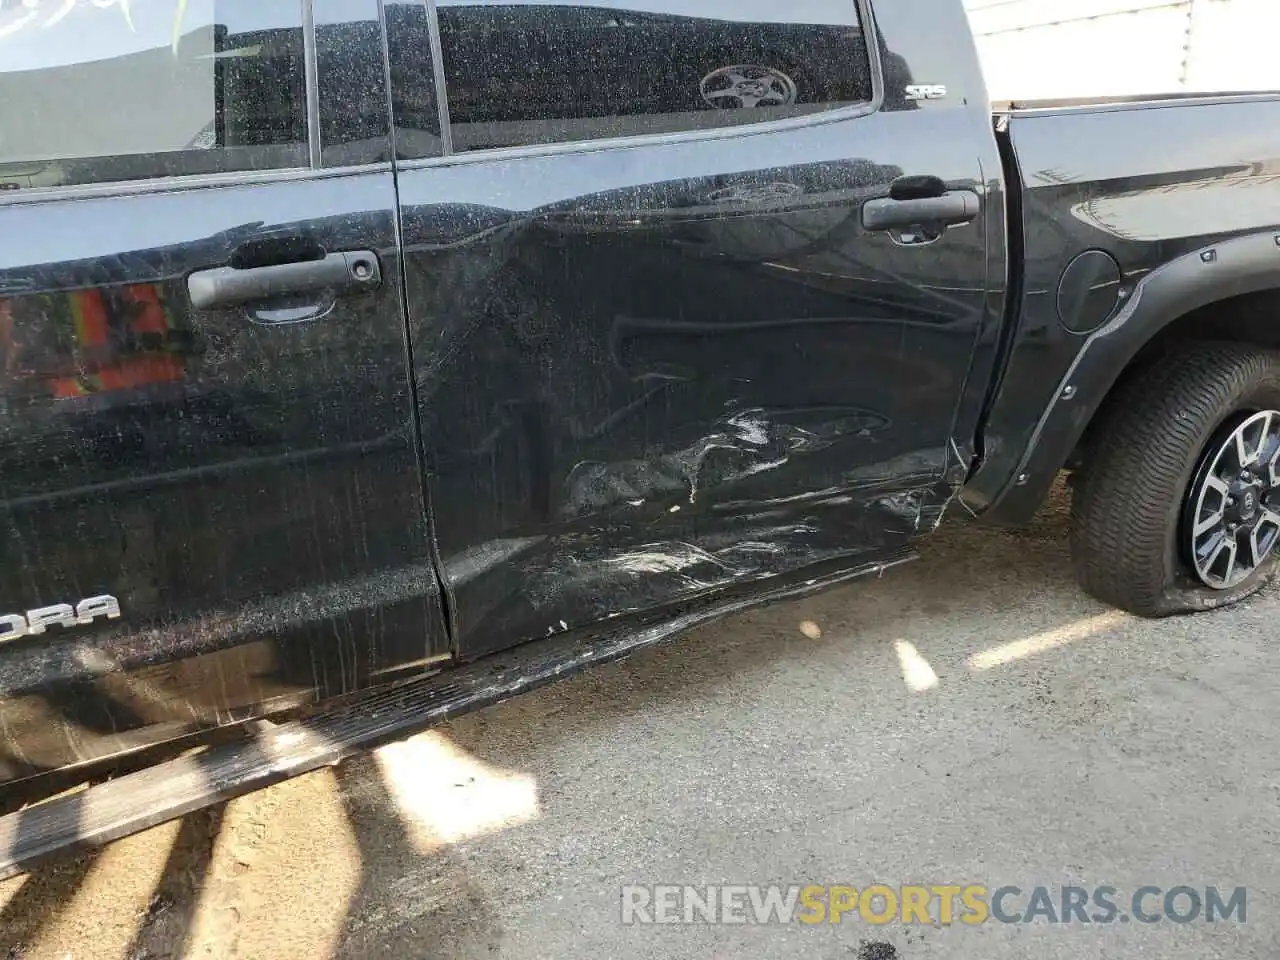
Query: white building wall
[{"left": 964, "top": 0, "right": 1280, "bottom": 100}]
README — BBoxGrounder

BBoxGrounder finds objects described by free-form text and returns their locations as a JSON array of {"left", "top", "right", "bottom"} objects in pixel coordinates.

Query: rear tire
[{"left": 1070, "top": 343, "right": 1280, "bottom": 616}]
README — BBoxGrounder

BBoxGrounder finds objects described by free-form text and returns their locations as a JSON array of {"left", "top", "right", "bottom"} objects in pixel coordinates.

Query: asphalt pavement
[{"left": 0, "top": 485, "right": 1277, "bottom": 959}]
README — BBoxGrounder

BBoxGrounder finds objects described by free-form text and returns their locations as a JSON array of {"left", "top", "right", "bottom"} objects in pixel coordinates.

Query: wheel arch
[
  {"left": 1071, "top": 287, "right": 1280, "bottom": 471},
  {"left": 966, "top": 230, "right": 1280, "bottom": 526}
]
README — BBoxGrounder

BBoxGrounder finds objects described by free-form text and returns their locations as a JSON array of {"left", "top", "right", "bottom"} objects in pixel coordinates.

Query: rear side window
[
  {"left": 435, "top": 0, "right": 873, "bottom": 152},
  {"left": 0, "top": 0, "right": 308, "bottom": 192}
]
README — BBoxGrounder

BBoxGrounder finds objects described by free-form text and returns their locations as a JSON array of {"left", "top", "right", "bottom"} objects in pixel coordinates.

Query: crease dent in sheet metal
[{"left": 445, "top": 398, "right": 959, "bottom": 655}]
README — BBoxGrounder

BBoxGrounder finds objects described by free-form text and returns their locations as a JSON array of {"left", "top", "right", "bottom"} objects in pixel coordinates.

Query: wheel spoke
[
  {"left": 1235, "top": 412, "right": 1270, "bottom": 468},
  {"left": 1248, "top": 524, "right": 1269, "bottom": 568},
  {"left": 1194, "top": 507, "right": 1224, "bottom": 537},
  {"left": 1260, "top": 411, "right": 1276, "bottom": 455},
  {"left": 1195, "top": 474, "right": 1229, "bottom": 538},
  {"left": 1234, "top": 429, "right": 1253, "bottom": 470},
  {"left": 1209, "top": 535, "right": 1239, "bottom": 584},
  {"left": 1198, "top": 528, "right": 1226, "bottom": 562},
  {"left": 1255, "top": 509, "right": 1280, "bottom": 566},
  {"left": 1203, "top": 474, "right": 1229, "bottom": 498},
  {"left": 1255, "top": 510, "right": 1280, "bottom": 566}
]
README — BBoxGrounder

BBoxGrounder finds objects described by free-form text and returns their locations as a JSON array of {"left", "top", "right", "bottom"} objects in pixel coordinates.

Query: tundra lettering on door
[{"left": 0, "top": 596, "right": 122, "bottom": 642}]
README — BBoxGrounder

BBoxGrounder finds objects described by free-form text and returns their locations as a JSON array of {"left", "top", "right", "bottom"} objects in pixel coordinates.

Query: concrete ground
[{"left": 0, "top": 486, "right": 1277, "bottom": 959}]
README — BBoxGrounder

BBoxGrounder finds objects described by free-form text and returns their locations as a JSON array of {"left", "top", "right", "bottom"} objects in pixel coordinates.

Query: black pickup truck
[{"left": 2, "top": 0, "right": 1280, "bottom": 871}]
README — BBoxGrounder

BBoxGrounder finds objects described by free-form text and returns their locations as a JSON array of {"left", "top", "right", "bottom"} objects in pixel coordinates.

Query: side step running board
[{"left": 0, "top": 550, "right": 912, "bottom": 880}]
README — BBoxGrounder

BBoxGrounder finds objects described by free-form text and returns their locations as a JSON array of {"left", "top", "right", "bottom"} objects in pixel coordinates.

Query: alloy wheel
[{"left": 1182, "top": 409, "right": 1280, "bottom": 589}]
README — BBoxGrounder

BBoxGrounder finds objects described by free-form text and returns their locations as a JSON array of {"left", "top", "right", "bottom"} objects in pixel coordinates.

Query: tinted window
[
  {"left": 385, "top": 0, "right": 445, "bottom": 161},
  {"left": 0, "top": 0, "right": 308, "bottom": 192},
  {"left": 436, "top": 0, "right": 872, "bottom": 152},
  {"left": 314, "top": 0, "right": 394, "bottom": 166}
]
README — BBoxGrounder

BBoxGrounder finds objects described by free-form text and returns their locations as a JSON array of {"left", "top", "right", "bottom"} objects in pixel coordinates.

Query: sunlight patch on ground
[
  {"left": 184, "top": 768, "right": 362, "bottom": 960},
  {"left": 375, "top": 731, "right": 540, "bottom": 852},
  {"left": 894, "top": 639, "right": 939, "bottom": 692},
  {"left": 26, "top": 818, "right": 182, "bottom": 960},
  {"left": 967, "top": 611, "right": 1128, "bottom": 672},
  {"left": 798, "top": 620, "right": 823, "bottom": 640}
]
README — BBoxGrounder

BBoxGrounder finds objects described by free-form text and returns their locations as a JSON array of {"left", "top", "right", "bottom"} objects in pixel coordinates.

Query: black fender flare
[{"left": 963, "top": 229, "right": 1280, "bottom": 524}]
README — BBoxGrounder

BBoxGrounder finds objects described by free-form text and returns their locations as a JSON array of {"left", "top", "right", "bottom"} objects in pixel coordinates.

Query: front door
[
  {"left": 389, "top": 0, "right": 992, "bottom": 658},
  {"left": 0, "top": 0, "right": 449, "bottom": 784}
]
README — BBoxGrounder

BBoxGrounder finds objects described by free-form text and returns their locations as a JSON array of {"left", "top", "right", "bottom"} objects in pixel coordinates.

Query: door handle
[
  {"left": 187, "top": 250, "right": 381, "bottom": 310},
  {"left": 860, "top": 191, "right": 980, "bottom": 232}
]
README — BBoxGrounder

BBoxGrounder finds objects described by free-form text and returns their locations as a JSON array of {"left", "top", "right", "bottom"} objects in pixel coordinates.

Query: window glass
[
  {"left": 315, "top": 0, "right": 394, "bottom": 166},
  {"left": 435, "top": 0, "right": 872, "bottom": 152},
  {"left": 0, "top": 0, "right": 308, "bottom": 191},
  {"left": 385, "top": 0, "right": 445, "bottom": 161}
]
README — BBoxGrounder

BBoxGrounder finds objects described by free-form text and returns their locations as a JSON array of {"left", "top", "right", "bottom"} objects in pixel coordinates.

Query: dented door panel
[{"left": 398, "top": 109, "right": 989, "bottom": 658}]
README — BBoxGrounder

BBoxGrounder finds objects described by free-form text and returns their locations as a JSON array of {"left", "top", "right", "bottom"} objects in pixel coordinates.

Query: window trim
[
  {"left": 0, "top": 162, "right": 389, "bottom": 209},
  {"left": 403, "top": 0, "right": 885, "bottom": 170},
  {"left": 303, "top": 0, "right": 324, "bottom": 167},
  {"left": 0, "top": 0, "right": 329, "bottom": 207},
  {"left": 423, "top": 0, "right": 455, "bottom": 155}
]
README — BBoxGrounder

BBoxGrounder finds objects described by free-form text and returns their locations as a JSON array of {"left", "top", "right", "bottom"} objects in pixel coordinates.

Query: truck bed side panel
[{"left": 965, "top": 95, "right": 1280, "bottom": 521}]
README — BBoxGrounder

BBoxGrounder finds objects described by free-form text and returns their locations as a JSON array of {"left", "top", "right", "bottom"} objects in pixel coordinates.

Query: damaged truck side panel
[
  {"left": 3, "top": 0, "right": 1280, "bottom": 862},
  {"left": 0, "top": 0, "right": 1001, "bottom": 787},
  {"left": 391, "top": 0, "right": 1000, "bottom": 659}
]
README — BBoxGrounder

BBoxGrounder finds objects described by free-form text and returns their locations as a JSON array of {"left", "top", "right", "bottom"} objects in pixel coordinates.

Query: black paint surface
[
  {"left": 392, "top": 0, "right": 997, "bottom": 657},
  {"left": 0, "top": 1, "right": 448, "bottom": 784},
  {"left": 5, "top": 0, "right": 1277, "bottom": 793}
]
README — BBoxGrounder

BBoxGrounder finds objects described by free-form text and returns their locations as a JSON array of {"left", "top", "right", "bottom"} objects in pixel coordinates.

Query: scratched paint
[
  {"left": 395, "top": 92, "right": 991, "bottom": 658},
  {"left": 0, "top": 0, "right": 999, "bottom": 793}
]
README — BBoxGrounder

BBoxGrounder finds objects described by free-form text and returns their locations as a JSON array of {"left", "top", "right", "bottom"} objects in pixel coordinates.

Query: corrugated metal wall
[{"left": 964, "top": 0, "right": 1280, "bottom": 100}]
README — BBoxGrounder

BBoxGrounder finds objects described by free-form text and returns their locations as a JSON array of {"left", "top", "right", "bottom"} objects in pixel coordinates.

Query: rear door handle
[
  {"left": 187, "top": 250, "right": 381, "bottom": 310},
  {"left": 860, "top": 191, "right": 980, "bottom": 232}
]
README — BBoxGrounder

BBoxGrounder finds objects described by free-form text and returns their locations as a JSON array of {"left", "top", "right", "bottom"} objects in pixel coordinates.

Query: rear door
[
  {"left": 388, "top": 0, "right": 994, "bottom": 658},
  {"left": 0, "top": 0, "right": 449, "bottom": 784}
]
